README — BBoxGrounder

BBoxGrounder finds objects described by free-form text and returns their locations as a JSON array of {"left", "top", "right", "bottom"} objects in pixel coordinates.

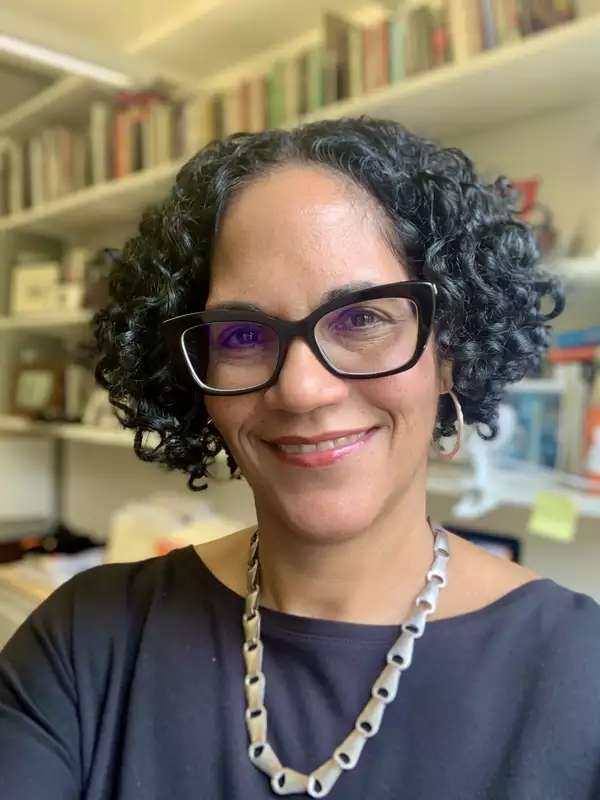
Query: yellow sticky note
[{"left": 528, "top": 491, "right": 578, "bottom": 542}]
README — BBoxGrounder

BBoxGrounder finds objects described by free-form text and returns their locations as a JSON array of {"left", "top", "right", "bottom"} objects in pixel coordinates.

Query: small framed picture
[
  {"left": 10, "top": 262, "right": 61, "bottom": 315},
  {"left": 10, "top": 361, "right": 65, "bottom": 419},
  {"left": 499, "top": 378, "right": 563, "bottom": 469}
]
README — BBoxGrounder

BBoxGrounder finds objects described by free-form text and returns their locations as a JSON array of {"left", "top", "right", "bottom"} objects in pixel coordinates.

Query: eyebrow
[{"left": 206, "top": 281, "right": 378, "bottom": 313}]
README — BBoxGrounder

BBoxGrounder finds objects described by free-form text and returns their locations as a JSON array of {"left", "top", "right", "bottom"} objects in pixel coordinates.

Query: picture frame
[
  {"left": 9, "top": 262, "right": 61, "bottom": 315},
  {"left": 10, "top": 361, "right": 65, "bottom": 420}
]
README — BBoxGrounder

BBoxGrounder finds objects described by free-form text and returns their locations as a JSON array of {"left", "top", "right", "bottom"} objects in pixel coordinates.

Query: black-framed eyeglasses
[{"left": 161, "top": 281, "right": 437, "bottom": 396}]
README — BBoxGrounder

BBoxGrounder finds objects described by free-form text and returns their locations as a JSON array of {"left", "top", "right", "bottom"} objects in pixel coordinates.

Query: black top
[{"left": 1, "top": 545, "right": 599, "bottom": 800}]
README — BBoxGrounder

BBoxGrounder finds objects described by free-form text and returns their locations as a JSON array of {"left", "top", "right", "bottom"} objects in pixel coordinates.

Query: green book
[
  {"left": 306, "top": 46, "right": 324, "bottom": 113},
  {"left": 267, "top": 62, "right": 285, "bottom": 127},
  {"left": 348, "top": 25, "right": 363, "bottom": 98},
  {"left": 389, "top": 14, "right": 407, "bottom": 83}
]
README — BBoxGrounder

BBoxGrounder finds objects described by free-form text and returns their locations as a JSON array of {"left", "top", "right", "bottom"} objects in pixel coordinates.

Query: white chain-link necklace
[{"left": 242, "top": 524, "right": 450, "bottom": 797}]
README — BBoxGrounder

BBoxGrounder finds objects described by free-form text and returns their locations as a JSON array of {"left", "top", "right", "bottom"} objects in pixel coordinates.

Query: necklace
[{"left": 242, "top": 524, "right": 450, "bottom": 797}]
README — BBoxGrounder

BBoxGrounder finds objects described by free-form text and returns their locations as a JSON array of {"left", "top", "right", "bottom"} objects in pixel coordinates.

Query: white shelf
[
  {"left": 0, "top": 161, "right": 181, "bottom": 238},
  {"left": 427, "top": 462, "right": 600, "bottom": 520},
  {"left": 301, "top": 15, "right": 600, "bottom": 139},
  {"left": 0, "top": 415, "right": 133, "bottom": 447},
  {"left": 0, "top": 310, "right": 93, "bottom": 332},
  {"left": 547, "top": 255, "right": 600, "bottom": 286},
  {"left": 0, "top": 18, "right": 599, "bottom": 239}
]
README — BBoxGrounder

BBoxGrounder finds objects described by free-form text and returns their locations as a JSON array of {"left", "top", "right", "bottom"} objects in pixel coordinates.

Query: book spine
[
  {"left": 377, "top": 18, "right": 390, "bottom": 88},
  {"left": 362, "top": 26, "right": 378, "bottom": 92},
  {"left": 388, "top": 14, "right": 406, "bottom": 83},
  {"left": 431, "top": 4, "right": 451, "bottom": 66},
  {"left": 554, "top": 326, "right": 600, "bottom": 348},
  {"left": 548, "top": 344, "right": 600, "bottom": 363},
  {"left": 248, "top": 77, "right": 267, "bottom": 131},
  {"left": 29, "top": 137, "right": 43, "bottom": 207},
  {"left": 448, "top": 0, "right": 482, "bottom": 63},
  {"left": 480, "top": 0, "right": 498, "bottom": 48},
  {"left": 306, "top": 47, "right": 324, "bottom": 112},
  {"left": 283, "top": 58, "right": 300, "bottom": 125},
  {"left": 348, "top": 25, "right": 364, "bottom": 97}
]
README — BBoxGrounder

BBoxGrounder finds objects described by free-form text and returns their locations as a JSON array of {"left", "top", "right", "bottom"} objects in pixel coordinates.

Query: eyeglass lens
[{"left": 182, "top": 296, "right": 419, "bottom": 391}]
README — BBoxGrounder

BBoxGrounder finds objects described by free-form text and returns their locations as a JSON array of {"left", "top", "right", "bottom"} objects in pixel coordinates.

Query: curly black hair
[{"left": 93, "top": 115, "right": 563, "bottom": 490}]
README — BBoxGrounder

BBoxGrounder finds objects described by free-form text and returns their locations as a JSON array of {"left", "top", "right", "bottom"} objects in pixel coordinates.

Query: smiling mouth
[{"left": 274, "top": 430, "right": 371, "bottom": 454}]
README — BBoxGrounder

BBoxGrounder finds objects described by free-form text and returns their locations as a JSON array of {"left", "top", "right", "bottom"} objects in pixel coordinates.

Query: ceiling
[{"left": 0, "top": 0, "right": 377, "bottom": 84}]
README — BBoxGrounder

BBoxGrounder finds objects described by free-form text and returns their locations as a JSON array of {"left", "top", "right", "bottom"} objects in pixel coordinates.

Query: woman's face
[{"left": 205, "top": 165, "right": 450, "bottom": 543}]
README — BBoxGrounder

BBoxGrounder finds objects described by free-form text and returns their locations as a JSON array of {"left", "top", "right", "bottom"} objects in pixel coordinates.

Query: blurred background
[{"left": 0, "top": 0, "right": 599, "bottom": 645}]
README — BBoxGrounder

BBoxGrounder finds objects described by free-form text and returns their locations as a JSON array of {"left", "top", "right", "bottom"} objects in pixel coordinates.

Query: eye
[
  {"left": 331, "top": 307, "right": 390, "bottom": 332},
  {"left": 218, "top": 324, "right": 265, "bottom": 349}
]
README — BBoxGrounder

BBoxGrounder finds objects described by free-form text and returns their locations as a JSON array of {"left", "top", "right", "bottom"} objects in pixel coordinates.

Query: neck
[{"left": 254, "top": 476, "right": 435, "bottom": 626}]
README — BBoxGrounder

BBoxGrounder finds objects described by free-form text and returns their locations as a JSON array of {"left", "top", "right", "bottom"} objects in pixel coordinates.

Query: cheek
[
  {"left": 204, "top": 395, "right": 261, "bottom": 454},
  {"left": 366, "top": 352, "right": 440, "bottom": 432}
]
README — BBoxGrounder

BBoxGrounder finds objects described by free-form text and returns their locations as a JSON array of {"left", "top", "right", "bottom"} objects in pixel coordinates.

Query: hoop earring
[{"left": 434, "top": 390, "right": 464, "bottom": 460}]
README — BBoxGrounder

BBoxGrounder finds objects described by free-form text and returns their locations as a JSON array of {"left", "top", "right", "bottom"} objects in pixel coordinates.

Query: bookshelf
[
  {"left": 301, "top": 14, "right": 600, "bottom": 138},
  {"left": 0, "top": 76, "right": 114, "bottom": 140},
  {"left": 0, "top": 4, "right": 599, "bottom": 603},
  {"left": 0, "top": 310, "right": 93, "bottom": 332},
  {"left": 0, "top": 414, "right": 133, "bottom": 447},
  {"left": 0, "top": 161, "right": 181, "bottom": 238},
  {"left": 1, "top": 16, "right": 600, "bottom": 239}
]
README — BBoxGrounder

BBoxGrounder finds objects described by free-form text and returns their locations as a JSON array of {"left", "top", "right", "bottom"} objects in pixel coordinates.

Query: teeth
[{"left": 276, "top": 430, "right": 369, "bottom": 454}]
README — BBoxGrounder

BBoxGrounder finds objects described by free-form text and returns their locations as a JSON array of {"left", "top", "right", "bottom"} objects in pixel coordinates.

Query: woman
[{"left": 1, "top": 117, "right": 599, "bottom": 799}]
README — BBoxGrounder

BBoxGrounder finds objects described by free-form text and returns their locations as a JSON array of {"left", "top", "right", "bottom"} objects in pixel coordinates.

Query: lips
[
  {"left": 266, "top": 427, "right": 379, "bottom": 468},
  {"left": 269, "top": 427, "right": 375, "bottom": 446}
]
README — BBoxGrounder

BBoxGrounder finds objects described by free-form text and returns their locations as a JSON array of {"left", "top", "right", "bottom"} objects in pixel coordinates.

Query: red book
[{"left": 548, "top": 345, "right": 600, "bottom": 364}]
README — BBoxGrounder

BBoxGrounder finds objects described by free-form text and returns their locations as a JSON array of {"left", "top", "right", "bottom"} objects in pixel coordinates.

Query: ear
[{"left": 438, "top": 359, "right": 453, "bottom": 395}]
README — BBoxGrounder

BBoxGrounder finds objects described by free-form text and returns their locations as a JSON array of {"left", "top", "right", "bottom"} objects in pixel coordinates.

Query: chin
[{"left": 261, "top": 487, "right": 383, "bottom": 545}]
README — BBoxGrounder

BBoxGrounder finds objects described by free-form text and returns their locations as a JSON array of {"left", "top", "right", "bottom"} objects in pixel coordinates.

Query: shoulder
[{"left": 8, "top": 548, "right": 193, "bottom": 654}]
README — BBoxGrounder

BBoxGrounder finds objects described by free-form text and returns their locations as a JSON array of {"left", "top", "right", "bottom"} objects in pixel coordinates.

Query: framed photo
[
  {"left": 499, "top": 378, "right": 563, "bottom": 469},
  {"left": 10, "top": 361, "right": 65, "bottom": 420},
  {"left": 9, "top": 262, "right": 61, "bottom": 315}
]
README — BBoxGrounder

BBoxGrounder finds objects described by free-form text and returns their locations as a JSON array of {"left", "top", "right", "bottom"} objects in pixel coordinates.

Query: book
[
  {"left": 548, "top": 344, "right": 600, "bottom": 363},
  {"left": 28, "top": 137, "right": 43, "bottom": 207},
  {"left": 90, "top": 102, "right": 110, "bottom": 184},
  {"left": 271, "top": 60, "right": 287, "bottom": 126},
  {"left": 324, "top": 12, "right": 351, "bottom": 102},
  {"left": 223, "top": 85, "right": 243, "bottom": 135},
  {"left": 362, "top": 24, "right": 380, "bottom": 92},
  {"left": 239, "top": 80, "right": 252, "bottom": 132},
  {"left": 480, "top": 0, "right": 499, "bottom": 48},
  {"left": 405, "top": 4, "right": 435, "bottom": 75},
  {"left": 0, "top": 139, "right": 24, "bottom": 215},
  {"left": 431, "top": 2, "right": 452, "bottom": 65},
  {"left": 388, "top": 11, "right": 407, "bottom": 82},
  {"left": 306, "top": 46, "right": 324, "bottom": 113},
  {"left": 282, "top": 58, "right": 301, "bottom": 125},
  {"left": 554, "top": 326, "right": 600, "bottom": 348},
  {"left": 248, "top": 76, "right": 267, "bottom": 132},
  {"left": 448, "top": 0, "right": 482, "bottom": 63},
  {"left": 493, "top": 0, "right": 523, "bottom": 43},
  {"left": 151, "top": 101, "right": 174, "bottom": 163},
  {"left": 348, "top": 24, "right": 364, "bottom": 97}
]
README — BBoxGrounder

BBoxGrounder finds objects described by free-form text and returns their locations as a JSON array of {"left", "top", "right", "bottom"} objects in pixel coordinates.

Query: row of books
[
  {"left": 549, "top": 325, "right": 600, "bottom": 363},
  {"left": 210, "top": 1, "right": 578, "bottom": 137},
  {"left": 5, "top": 92, "right": 215, "bottom": 213},
  {"left": 0, "top": 1, "right": 582, "bottom": 215},
  {"left": 0, "top": 91, "right": 214, "bottom": 214}
]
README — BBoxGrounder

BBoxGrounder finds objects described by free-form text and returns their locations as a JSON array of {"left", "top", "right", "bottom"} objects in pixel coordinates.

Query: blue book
[{"left": 554, "top": 326, "right": 600, "bottom": 348}]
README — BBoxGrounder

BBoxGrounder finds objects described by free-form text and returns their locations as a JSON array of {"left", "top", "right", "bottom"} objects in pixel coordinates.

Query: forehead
[{"left": 207, "top": 165, "right": 408, "bottom": 314}]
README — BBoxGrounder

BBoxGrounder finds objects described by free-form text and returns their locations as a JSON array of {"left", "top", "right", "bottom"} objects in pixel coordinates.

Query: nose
[{"left": 263, "top": 337, "right": 349, "bottom": 414}]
